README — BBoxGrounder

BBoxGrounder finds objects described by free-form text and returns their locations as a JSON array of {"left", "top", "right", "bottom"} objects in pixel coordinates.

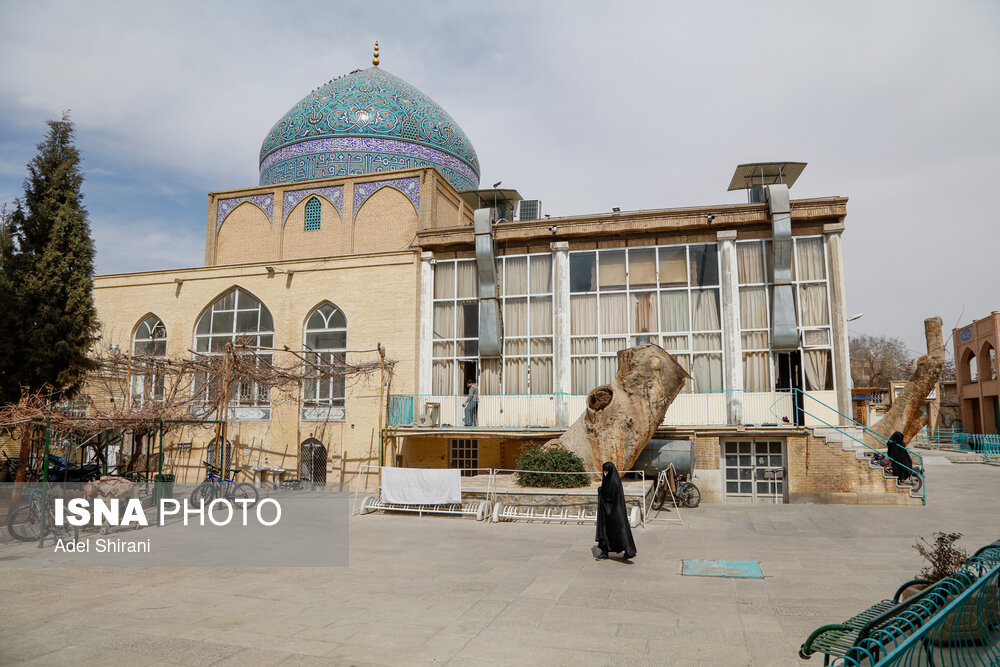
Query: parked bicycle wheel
[
  {"left": 190, "top": 481, "right": 216, "bottom": 505},
  {"left": 234, "top": 482, "right": 259, "bottom": 506},
  {"left": 650, "top": 485, "right": 667, "bottom": 511},
  {"left": 677, "top": 482, "right": 701, "bottom": 508},
  {"left": 7, "top": 505, "right": 42, "bottom": 542}
]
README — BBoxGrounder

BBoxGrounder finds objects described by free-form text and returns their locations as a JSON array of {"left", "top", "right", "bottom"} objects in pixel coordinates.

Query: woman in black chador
[
  {"left": 886, "top": 431, "right": 913, "bottom": 482},
  {"left": 595, "top": 461, "right": 637, "bottom": 560}
]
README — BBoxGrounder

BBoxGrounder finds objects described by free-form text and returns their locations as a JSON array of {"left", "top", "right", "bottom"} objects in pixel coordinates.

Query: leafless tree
[{"left": 850, "top": 334, "right": 914, "bottom": 388}]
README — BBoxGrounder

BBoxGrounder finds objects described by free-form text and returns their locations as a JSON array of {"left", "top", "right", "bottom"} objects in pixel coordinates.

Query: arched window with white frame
[
  {"left": 193, "top": 287, "right": 274, "bottom": 418},
  {"left": 302, "top": 302, "right": 347, "bottom": 420},
  {"left": 132, "top": 314, "right": 167, "bottom": 403}
]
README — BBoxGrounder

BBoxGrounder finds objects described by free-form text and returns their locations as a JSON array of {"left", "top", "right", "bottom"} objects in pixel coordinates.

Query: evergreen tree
[
  {"left": 0, "top": 203, "right": 22, "bottom": 403},
  {"left": 1, "top": 114, "right": 99, "bottom": 402}
]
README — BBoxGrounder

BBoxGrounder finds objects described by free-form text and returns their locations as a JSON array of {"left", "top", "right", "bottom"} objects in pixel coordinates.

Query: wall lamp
[{"left": 847, "top": 313, "right": 864, "bottom": 322}]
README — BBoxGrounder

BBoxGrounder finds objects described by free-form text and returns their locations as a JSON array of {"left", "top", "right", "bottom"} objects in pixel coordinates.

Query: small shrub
[
  {"left": 515, "top": 443, "right": 589, "bottom": 488},
  {"left": 914, "top": 532, "right": 969, "bottom": 582}
]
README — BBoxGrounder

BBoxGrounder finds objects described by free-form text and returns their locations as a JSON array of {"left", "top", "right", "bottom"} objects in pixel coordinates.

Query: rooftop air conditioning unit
[
  {"left": 515, "top": 200, "right": 542, "bottom": 221},
  {"left": 415, "top": 414, "right": 434, "bottom": 427}
]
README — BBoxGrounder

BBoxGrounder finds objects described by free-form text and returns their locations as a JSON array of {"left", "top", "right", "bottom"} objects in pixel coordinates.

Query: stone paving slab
[{"left": 0, "top": 450, "right": 997, "bottom": 665}]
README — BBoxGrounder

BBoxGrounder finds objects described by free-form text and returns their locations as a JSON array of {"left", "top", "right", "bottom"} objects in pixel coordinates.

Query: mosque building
[{"left": 93, "top": 46, "right": 914, "bottom": 504}]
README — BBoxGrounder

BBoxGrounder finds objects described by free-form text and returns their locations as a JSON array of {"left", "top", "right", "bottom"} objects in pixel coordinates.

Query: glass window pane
[
  {"left": 433, "top": 303, "right": 455, "bottom": 339},
  {"left": 434, "top": 262, "right": 455, "bottom": 299},
  {"left": 236, "top": 309, "right": 259, "bottom": 333},
  {"left": 796, "top": 238, "right": 826, "bottom": 281},
  {"left": 306, "top": 310, "right": 325, "bottom": 330},
  {"left": 628, "top": 248, "right": 657, "bottom": 289},
  {"left": 504, "top": 256, "right": 528, "bottom": 295},
  {"left": 570, "top": 252, "right": 596, "bottom": 292},
  {"left": 739, "top": 287, "right": 768, "bottom": 330},
  {"left": 658, "top": 247, "right": 687, "bottom": 287},
  {"left": 659, "top": 291, "right": 689, "bottom": 332},
  {"left": 571, "top": 294, "right": 597, "bottom": 335},
  {"left": 691, "top": 289, "right": 720, "bottom": 331},
  {"left": 530, "top": 296, "right": 553, "bottom": 335},
  {"left": 599, "top": 293, "right": 628, "bottom": 335},
  {"left": 598, "top": 250, "right": 626, "bottom": 290},
  {"left": 212, "top": 311, "right": 234, "bottom": 334},
  {"left": 307, "top": 331, "right": 346, "bottom": 350},
  {"left": 529, "top": 255, "right": 553, "bottom": 294},
  {"left": 217, "top": 291, "right": 236, "bottom": 311},
  {"left": 460, "top": 302, "right": 478, "bottom": 338},
  {"left": 456, "top": 260, "right": 477, "bottom": 299},
  {"left": 259, "top": 309, "right": 274, "bottom": 332},
  {"left": 329, "top": 308, "right": 346, "bottom": 329},
  {"left": 571, "top": 337, "right": 597, "bottom": 354},
  {"left": 799, "top": 284, "right": 829, "bottom": 327},
  {"left": 630, "top": 292, "right": 657, "bottom": 334},
  {"left": 689, "top": 244, "right": 719, "bottom": 286}
]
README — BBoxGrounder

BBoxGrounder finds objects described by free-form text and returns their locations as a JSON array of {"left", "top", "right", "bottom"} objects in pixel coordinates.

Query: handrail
[{"left": 788, "top": 388, "right": 925, "bottom": 504}]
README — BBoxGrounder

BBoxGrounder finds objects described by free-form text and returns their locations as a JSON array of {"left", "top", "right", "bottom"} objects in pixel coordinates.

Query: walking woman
[{"left": 595, "top": 461, "right": 637, "bottom": 560}]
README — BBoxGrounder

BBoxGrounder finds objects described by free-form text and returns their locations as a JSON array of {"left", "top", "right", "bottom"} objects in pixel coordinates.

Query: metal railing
[
  {"left": 787, "top": 389, "right": 926, "bottom": 505},
  {"left": 911, "top": 426, "right": 971, "bottom": 449},
  {"left": 351, "top": 464, "right": 495, "bottom": 519},
  {"left": 387, "top": 390, "right": 835, "bottom": 429},
  {"left": 831, "top": 541, "right": 1000, "bottom": 666},
  {"left": 489, "top": 468, "right": 646, "bottom": 526}
]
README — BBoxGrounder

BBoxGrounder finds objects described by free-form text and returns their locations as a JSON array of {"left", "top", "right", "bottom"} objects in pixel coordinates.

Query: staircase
[{"left": 811, "top": 426, "right": 924, "bottom": 503}]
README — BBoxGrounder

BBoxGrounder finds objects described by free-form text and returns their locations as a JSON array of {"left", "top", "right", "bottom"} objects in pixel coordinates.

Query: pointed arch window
[
  {"left": 132, "top": 314, "right": 167, "bottom": 403},
  {"left": 303, "top": 303, "right": 347, "bottom": 419},
  {"left": 304, "top": 197, "right": 322, "bottom": 231},
  {"left": 194, "top": 288, "right": 274, "bottom": 415}
]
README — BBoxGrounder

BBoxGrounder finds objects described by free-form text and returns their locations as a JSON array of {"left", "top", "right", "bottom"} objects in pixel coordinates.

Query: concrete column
[
  {"left": 825, "top": 222, "right": 852, "bottom": 425},
  {"left": 418, "top": 251, "right": 434, "bottom": 396},
  {"left": 717, "top": 230, "right": 743, "bottom": 424},
  {"left": 551, "top": 241, "right": 571, "bottom": 426}
]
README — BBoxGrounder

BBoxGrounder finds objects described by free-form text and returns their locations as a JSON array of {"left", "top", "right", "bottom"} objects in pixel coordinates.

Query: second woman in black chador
[{"left": 595, "top": 461, "right": 637, "bottom": 560}]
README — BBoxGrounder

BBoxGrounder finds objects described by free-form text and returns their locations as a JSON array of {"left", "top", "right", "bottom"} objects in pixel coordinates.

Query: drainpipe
[
  {"left": 766, "top": 185, "right": 799, "bottom": 351},
  {"left": 717, "top": 230, "right": 743, "bottom": 424},
  {"left": 475, "top": 208, "right": 502, "bottom": 358}
]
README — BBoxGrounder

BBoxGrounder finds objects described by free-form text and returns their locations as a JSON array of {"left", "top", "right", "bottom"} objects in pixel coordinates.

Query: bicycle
[
  {"left": 190, "top": 461, "right": 258, "bottom": 506},
  {"left": 650, "top": 465, "right": 701, "bottom": 510},
  {"left": 7, "top": 488, "right": 80, "bottom": 543}
]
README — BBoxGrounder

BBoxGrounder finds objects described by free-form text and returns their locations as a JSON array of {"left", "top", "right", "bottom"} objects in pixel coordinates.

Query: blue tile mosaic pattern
[
  {"left": 681, "top": 560, "right": 764, "bottom": 579},
  {"left": 216, "top": 194, "right": 274, "bottom": 231},
  {"left": 353, "top": 176, "right": 420, "bottom": 217},
  {"left": 281, "top": 185, "right": 344, "bottom": 226},
  {"left": 259, "top": 67, "right": 479, "bottom": 192}
]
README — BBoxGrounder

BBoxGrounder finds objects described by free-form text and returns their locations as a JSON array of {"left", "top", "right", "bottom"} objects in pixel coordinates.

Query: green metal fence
[{"left": 831, "top": 542, "right": 1000, "bottom": 666}]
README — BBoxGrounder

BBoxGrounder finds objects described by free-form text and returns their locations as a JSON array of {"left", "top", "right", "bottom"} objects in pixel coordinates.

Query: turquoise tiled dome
[{"left": 259, "top": 67, "right": 480, "bottom": 192}]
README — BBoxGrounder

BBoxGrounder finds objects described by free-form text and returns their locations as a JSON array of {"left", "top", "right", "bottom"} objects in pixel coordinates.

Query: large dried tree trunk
[
  {"left": 867, "top": 317, "right": 945, "bottom": 447},
  {"left": 544, "top": 344, "right": 689, "bottom": 472}
]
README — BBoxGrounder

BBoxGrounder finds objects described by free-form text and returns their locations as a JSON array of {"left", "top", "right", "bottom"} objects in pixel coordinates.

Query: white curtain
[
  {"left": 530, "top": 357, "right": 553, "bottom": 394},
  {"left": 456, "top": 261, "right": 477, "bottom": 299},
  {"left": 572, "top": 357, "right": 598, "bottom": 393},
  {"left": 433, "top": 303, "right": 454, "bottom": 339},
  {"left": 504, "top": 358, "right": 528, "bottom": 394},
  {"left": 692, "top": 333, "right": 721, "bottom": 351},
  {"left": 737, "top": 242, "right": 766, "bottom": 285},
  {"left": 739, "top": 287, "right": 768, "bottom": 330},
  {"left": 505, "top": 256, "right": 528, "bottom": 295},
  {"left": 504, "top": 298, "right": 528, "bottom": 336},
  {"left": 480, "top": 359, "right": 501, "bottom": 394},
  {"left": 659, "top": 291, "right": 688, "bottom": 332},
  {"left": 804, "top": 350, "right": 830, "bottom": 390},
  {"left": 571, "top": 294, "right": 597, "bottom": 335},
  {"left": 432, "top": 360, "right": 452, "bottom": 394},
  {"left": 600, "top": 293, "right": 628, "bottom": 335},
  {"left": 799, "top": 284, "right": 829, "bottom": 326},
  {"left": 571, "top": 338, "right": 596, "bottom": 354},
  {"left": 796, "top": 238, "right": 826, "bottom": 281},
  {"left": 692, "top": 289, "right": 720, "bottom": 331},
  {"left": 743, "top": 352, "right": 770, "bottom": 391},
  {"left": 601, "top": 356, "right": 619, "bottom": 385},
  {"left": 434, "top": 262, "right": 455, "bottom": 299},
  {"left": 529, "top": 255, "right": 552, "bottom": 293},
  {"left": 661, "top": 335, "right": 687, "bottom": 352},
  {"left": 692, "top": 354, "right": 722, "bottom": 391},
  {"left": 530, "top": 297, "right": 553, "bottom": 335}
]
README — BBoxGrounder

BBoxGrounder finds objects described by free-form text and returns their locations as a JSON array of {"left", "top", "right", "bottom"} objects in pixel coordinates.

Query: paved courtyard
[{"left": 1, "top": 450, "right": 998, "bottom": 666}]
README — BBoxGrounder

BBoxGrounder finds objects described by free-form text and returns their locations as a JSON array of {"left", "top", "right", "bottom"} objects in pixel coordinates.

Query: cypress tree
[{"left": 2, "top": 113, "right": 99, "bottom": 402}]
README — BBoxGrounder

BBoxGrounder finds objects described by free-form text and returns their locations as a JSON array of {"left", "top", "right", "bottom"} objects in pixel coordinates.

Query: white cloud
[{"left": 0, "top": 0, "right": 997, "bottom": 349}]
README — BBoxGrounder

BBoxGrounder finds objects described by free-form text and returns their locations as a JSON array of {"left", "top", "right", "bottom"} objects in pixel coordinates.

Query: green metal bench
[{"left": 798, "top": 579, "right": 932, "bottom": 664}]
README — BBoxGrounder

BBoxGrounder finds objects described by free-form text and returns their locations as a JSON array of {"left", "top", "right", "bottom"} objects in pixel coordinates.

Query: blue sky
[{"left": 0, "top": 0, "right": 997, "bottom": 353}]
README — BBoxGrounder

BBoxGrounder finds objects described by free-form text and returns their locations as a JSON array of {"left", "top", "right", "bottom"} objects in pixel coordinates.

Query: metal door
[{"left": 723, "top": 440, "right": 785, "bottom": 504}]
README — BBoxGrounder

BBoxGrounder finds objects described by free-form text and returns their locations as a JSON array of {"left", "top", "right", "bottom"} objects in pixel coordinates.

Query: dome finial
[{"left": 372, "top": 41, "right": 380, "bottom": 67}]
